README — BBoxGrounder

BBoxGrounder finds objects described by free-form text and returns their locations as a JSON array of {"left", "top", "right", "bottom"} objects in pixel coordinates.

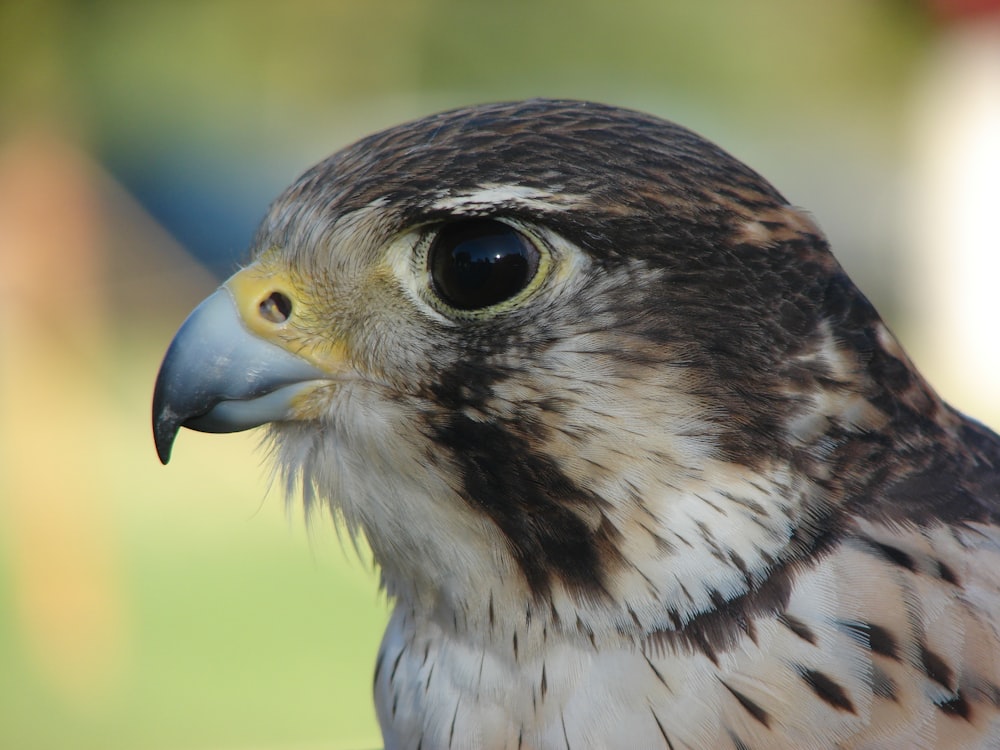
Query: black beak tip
[
  {"left": 152, "top": 377, "right": 180, "bottom": 465},
  {"left": 153, "top": 424, "right": 177, "bottom": 466},
  {"left": 153, "top": 413, "right": 179, "bottom": 465}
]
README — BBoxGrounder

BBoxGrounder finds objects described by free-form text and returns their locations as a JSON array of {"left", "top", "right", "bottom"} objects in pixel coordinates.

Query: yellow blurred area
[
  {"left": 0, "top": 2, "right": 997, "bottom": 749},
  {"left": 0, "top": 133, "right": 123, "bottom": 706},
  {"left": 0, "top": 133, "right": 387, "bottom": 748}
]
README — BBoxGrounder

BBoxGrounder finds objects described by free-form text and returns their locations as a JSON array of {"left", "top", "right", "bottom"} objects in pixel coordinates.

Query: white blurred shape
[{"left": 908, "top": 17, "right": 1000, "bottom": 425}]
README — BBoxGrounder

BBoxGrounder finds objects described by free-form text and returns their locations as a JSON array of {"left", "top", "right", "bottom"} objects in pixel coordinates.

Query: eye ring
[{"left": 427, "top": 219, "right": 541, "bottom": 311}]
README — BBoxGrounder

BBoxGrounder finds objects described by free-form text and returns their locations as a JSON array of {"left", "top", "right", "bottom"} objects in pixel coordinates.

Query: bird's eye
[{"left": 428, "top": 219, "right": 540, "bottom": 310}]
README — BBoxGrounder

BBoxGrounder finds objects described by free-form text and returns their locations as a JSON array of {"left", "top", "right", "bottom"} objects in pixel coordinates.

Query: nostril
[{"left": 259, "top": 291, "right": 292, "bottom": 323}]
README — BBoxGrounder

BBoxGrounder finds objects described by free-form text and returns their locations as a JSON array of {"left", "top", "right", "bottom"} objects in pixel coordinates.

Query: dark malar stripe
[{"left": 431, "top": 405, "right": 622, "bottom": 600}]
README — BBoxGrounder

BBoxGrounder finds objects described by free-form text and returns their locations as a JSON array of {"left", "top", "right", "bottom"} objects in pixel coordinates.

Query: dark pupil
[{"left": 429, "top": 219, "right": 539, "bottom": 310}]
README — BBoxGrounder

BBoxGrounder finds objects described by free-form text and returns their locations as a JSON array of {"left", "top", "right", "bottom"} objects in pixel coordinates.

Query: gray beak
[{"left": 152, "top": 288, "right": 327, "bottom": 464}]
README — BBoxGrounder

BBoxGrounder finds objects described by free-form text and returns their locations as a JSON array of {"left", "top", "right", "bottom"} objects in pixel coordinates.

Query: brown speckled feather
[{"left": 154, "top": 100, "right": 1000, "bottom": 748}]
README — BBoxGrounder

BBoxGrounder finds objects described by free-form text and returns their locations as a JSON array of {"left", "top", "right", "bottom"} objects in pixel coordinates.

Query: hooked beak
[{"left": 152, "top": 268, "right": 330, "bottom": 464}]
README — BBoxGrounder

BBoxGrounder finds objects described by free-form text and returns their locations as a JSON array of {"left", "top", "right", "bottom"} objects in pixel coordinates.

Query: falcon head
[{"left": 153, "top": 99, "right": 939, "bottom": 644}]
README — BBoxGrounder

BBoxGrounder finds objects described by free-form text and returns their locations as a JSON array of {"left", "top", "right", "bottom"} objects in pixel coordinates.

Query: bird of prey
[{"left": 153, "top": 100, "right": 1000, "bottom": 749}]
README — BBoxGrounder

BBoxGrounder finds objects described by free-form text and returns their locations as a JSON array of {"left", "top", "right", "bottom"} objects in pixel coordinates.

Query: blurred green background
[{"left": 2, "top": 1, "right": 998, "bottom": 748}]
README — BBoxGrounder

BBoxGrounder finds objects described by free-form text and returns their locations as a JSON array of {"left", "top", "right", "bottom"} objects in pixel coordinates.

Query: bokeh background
[{"left": 1, "top": 1, "right": 998, "bottom": 748}]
